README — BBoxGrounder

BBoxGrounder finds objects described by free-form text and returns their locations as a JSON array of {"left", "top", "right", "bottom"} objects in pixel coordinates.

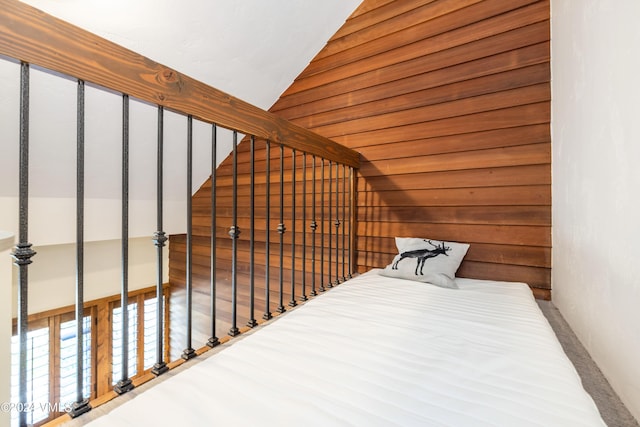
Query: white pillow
[{"left": 380, "top": 237, "right": 470, "bottom": 289}]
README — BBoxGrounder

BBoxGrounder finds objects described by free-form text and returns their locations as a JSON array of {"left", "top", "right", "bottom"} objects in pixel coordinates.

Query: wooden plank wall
[
  {"left": 270, "top": 0, "right": 551, "bottom": 298},
  {"left": 168, "top": 0, "right": 552, "bottom": 350}
]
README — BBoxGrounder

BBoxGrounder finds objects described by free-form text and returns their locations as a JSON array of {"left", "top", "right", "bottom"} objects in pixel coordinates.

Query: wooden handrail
[{"left": 0, "top": 0, "right": 359, "bottom": 168}]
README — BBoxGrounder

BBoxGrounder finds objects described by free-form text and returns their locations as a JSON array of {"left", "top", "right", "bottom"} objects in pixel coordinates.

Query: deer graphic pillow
[{"left": 380, "top": 237, "right": 470, "bottom": 289}]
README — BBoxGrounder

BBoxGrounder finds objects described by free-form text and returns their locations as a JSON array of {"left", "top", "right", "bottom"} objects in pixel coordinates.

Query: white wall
[
  {"left": 12, "top": 238, "right": 167, "bottom": 316},
  {"left": 551, "top": 0, "right": 640, "bottom": 421}
]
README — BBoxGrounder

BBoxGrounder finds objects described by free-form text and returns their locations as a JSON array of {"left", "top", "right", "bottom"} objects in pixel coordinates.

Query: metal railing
[{"left": 0, "top": 0, "right": 359, "bottom": 425}]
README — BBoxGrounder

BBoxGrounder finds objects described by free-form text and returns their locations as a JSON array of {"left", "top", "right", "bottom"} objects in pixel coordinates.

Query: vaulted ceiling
[{"left": 21, "top": 0, "right": 362, "bottom": 109}]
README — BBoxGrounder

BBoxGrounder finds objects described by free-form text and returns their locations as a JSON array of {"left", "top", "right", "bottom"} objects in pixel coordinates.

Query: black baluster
[
  {"left": 327, "top": 161, "right": 333, "bottom": 289},
  {"left": 182, "top": 116, "right": 197, "bottom": 360},
  {"left": 319, "top": 159, "right": 325, "bottom": 293},
  {"left": 289, "top": 150, "right": 297, "bottom": 308},
  {"left": 342, "top": 164, "right": 347, "bottom": 282},
  {"left": 310, "top": 156, "right": 317, "bottom": 297},
  {"left": 334, "top": 162, "right": 340, "bottom": 286},
  {"left": 207, "top": 124, "right": 220, "bottom": 347},
  {"left": 247, "top": 136, "right": 258, "bottom": 327},
  {"left": 300, "top": 153, "right": 308, "bottom": 301},
  {"left": 151, "top": 106, "right": 170, "bottom": 374},
  {"left": 276, "top": 145, "right": 286, "bottom": 313},
  {"left": 263, "top": 141, "right": 273, "bottom": 321},
  {"left": 114, "top": 94, "right": 134, "bottom": 393},
  {"left": 228, "top": 131, "right": 241, "bottom": 337},
  {"left": 12, "top": 62, "right": 36, "bottom": 427},
  {"left": 348, "top": 166, "right": 354, "bottom": 278},
  {"left": 69, "top": 80, "right": 91, "bottom": 417}
]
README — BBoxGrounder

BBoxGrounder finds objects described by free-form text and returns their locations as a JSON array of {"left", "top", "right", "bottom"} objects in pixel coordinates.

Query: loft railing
[{"left": 0, "top": 0, "right": 359, "bottom": 425}]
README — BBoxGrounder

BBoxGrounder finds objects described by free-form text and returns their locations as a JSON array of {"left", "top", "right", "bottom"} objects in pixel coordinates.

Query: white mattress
[{"left": 85, "top": 270, "right": 606, "bottom": 426}]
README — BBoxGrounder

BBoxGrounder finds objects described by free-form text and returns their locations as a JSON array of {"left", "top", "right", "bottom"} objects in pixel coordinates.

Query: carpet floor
[{"left": 538, "top": 300, "right": 638, "bottom": 427}]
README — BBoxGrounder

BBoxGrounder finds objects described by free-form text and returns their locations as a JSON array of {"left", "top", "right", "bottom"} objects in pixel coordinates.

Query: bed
[{"left": 83, "top": 269, "right": 606, "bottom": 427}]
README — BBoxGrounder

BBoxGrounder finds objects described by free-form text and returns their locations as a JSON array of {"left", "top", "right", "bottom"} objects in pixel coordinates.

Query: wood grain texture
[
  {"left": 273, "top": 0, "right": 551, "bottom": 294},
  {"left": 311, "top": 0, "right": 541, "bottom": 70},
  {"left": 0, "top": 0, "right": 358, "bottom": 167},
  {"left": 292, "top": 1, "right": 548, "bottom": 92}
]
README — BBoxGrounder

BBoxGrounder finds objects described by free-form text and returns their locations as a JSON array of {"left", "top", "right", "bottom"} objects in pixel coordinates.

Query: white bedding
[{"left": 85, "top": 270, "right": 606, "bottom": 426}]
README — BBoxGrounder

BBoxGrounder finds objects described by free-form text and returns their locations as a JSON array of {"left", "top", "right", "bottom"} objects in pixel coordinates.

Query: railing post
[
  {"left": 342, "top": 164, "right": 347, "bottom": 282},
  {"left": 263, "top": 141, "right": 273, "bottom": 321},
  {"left": 247, "top": 136, "right": 258, "bottom": 327},
  {"left": 12, "top": 61, "right": 36, "bottom": 427},
  {"left": 114, "top": 94, "right": 134, "bottom": 394},
  {"left": 310, "top": 156, "right": 317, "bottom": 297},
  {"left": 181, "top": 115, "right": 197, "bottom": 360},
  {"left": 327, "top": 161, "right": 333, "bottom": 289},
  {"left": 300, "top": 153, "right": 308, "bottom": 302},
  {"left": 228, "top": 131, "right": 240, "bottom": 337},
  {"left": 68, "top": 79, "right": 91, "bottom": 417},
  {"left": 151, "top": 106, "right": 169, "bottom": 374},
  {"left": 319, "top": 159, "right": 325, "bottom": 293},
  {"left": 276, "top": 145, "right": 286, "bottom": 313},
  {"left": 348, "top": 166, "right": 354, "bottom": 279},
  {"left": 289, "top": 150, "right": 297, "bottom": 308},
  {"left": 208, "top": 124, "right": 220, "bottom": 347},
  {"left": 334, "top": 162, "right": 340, "bottom": 286}
]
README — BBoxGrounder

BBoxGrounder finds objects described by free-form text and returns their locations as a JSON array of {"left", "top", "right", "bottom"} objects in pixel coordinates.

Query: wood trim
[
  {"left": 0, "top": 0, "right": 359, "bottom": 168},
  {"left": 136, "top": 294, "right": 145, "bottom": 376},
  {"left": 49, "top": 317, "right": 60, "bottom": 421},
  {"left": 95, "top": 302, "right": 111, "bottom": 397}
]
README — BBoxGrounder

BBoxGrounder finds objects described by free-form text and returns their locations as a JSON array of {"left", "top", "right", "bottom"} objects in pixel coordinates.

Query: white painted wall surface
[
  {"left": 551, "top": 0, "right": 640, "bottom": 421},
  {"left": 10, "top": 237, "right": 166, "bottom": 316}
]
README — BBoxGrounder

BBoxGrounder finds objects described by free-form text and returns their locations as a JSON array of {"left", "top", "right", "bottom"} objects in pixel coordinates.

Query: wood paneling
[
  {"left": 168, "top": 0, "right": 552, "bottom": 348},
  {"left": 274, "top": 0, "right": 551, "bottom": 294},
  {"left": 290, "top": 2, "right": 548, "bottom": 92},
  {"left": 313, "top": 0, "right": 541, "bottom": 70}
]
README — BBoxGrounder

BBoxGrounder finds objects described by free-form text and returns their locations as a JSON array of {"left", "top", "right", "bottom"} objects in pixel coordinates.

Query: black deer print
[{"left": 391, "top": 240, "right": 452, "bottom": 275}]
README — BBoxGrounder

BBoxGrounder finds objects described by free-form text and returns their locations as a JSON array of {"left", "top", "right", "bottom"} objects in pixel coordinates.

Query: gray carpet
[{"left": 538, "top": 300, "right": 639, "bottom": 427}]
